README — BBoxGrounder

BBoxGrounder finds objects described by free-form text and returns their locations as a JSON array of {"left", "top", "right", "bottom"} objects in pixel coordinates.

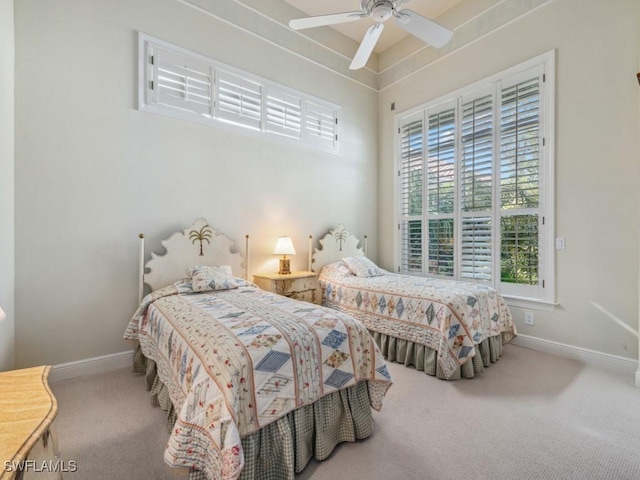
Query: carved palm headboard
[
  {"left": 138, "top": 218, "right": 247, "bottom": 299},
  {"left": 311, "top": 224, "right": 367, "bottom": 273}
]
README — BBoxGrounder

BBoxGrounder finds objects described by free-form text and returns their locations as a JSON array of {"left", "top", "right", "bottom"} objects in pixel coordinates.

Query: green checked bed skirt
[
  {"left": 371, "top": 331, "right": 509, "bottom": 380},
  {"left": 133, "top": 345, "right": 375, "bottom": 480}
]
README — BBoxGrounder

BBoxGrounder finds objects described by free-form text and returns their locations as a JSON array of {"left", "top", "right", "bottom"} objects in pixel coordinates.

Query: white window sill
[{"left": 503, "top": 295, "right": 557, "bottom": 312}]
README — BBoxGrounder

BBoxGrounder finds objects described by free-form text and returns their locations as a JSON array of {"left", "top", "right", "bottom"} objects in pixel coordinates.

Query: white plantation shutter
[
  {"left": 500, "top": 76, "right": 540, "bottom": 210},
  {"left": 499, "top": 71, "right": 542, "bottom": 290},
  {"left": 427, "top": 108, "right": 456, "bottom": 215},
  {"left": 460, "top": 92, "right": 494, "bottom": 281},
  {"left": 426, "top": 105, "right": 455, "bottom": 277},
  {"left": 139, "top": 34, "right": 340, "bottom": 153},
  {"left": 399, "top": 114, "right": 424, "bottom": 273},
  {"left": 266, "top": 88, "right": 302, "bottom": 139},
  {"left": 216, "top": 71, "right": 262, "bottom": 130},
  {"left": 428, "top": 218, "right": 454, "bottom": 276},
  {"left": 151, "top": 46, "right": 213, "bottom": 116},
  {"left": 460, "top": 217, "right": 492, "bottom": 280},
  {"left": 305, "top": 102, "right": 337, "bottom": 150},
  {"left": 395, "top": 52, "right": 553, "bottom": 303}
]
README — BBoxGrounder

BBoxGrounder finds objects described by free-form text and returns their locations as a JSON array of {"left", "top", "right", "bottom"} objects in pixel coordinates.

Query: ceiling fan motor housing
[{"left": 370, "top": 1, "right": 394, "bottom": 23}]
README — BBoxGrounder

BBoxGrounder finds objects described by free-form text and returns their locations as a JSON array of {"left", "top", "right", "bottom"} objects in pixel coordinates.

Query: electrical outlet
[
  {"left": 524, "top": 312, "right": 535, "bottom": 326},
  {"left": 556, "top": 237, "right": 565, "bottom": 249}
]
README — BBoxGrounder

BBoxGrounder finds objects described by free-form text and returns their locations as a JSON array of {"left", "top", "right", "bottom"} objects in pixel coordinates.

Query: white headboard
[
  {"left": 139, "top": 218, "right": 247, "bottom": 298},
  {"left": 311, "top": 225, "right": 367, "bottom": 273}
]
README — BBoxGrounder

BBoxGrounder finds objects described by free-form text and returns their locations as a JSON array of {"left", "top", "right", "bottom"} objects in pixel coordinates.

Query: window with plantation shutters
[
  {"left": 396, "top": 51, "right": 555, "bottom": 306},
  {"left": 139, "top": 34, "right": 340, "bottom": 153}
]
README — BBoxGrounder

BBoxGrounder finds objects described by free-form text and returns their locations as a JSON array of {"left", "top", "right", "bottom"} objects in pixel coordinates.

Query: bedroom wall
[
  {"left": 13, "top": 0, "right": 378, "bottom": 367},
  {"left": 378, "top": 0, "right": 640, "bottom": 361},
  {"left": 0, "top": 0, "right": 15, "bottom": 372}
]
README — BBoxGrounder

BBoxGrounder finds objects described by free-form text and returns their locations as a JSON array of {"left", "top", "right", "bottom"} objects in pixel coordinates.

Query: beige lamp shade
[
  {"left": 273, "top": 237, "right": 296, "bottom": 256},
  {"left": 274, "top": 236, "right": 296, "bottom": 274}
]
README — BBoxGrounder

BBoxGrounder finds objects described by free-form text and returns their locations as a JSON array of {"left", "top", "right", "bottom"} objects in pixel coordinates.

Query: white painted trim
[
  {"left": 511, "top": 334, "right": 639, "bottom": 379},
  {"left": 49, "top": 350, "right": 135, "bottom": 383}
]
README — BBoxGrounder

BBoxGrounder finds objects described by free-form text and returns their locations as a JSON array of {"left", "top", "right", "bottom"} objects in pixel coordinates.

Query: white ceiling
[{"left": 282, "top": 0, "right": 464, "bottom": 53}]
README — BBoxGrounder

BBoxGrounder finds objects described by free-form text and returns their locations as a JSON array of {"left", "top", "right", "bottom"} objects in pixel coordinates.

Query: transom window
[
  {"left": 139, "top": 34, "right": 340, "bottom": 154},
  {"left": 396, "top": 51, "right": 555, "bottom": 306}
]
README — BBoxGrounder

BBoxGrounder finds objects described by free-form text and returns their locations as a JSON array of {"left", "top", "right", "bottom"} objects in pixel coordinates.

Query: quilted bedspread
[
  {"left": 124, "top": 280, "right": 392, "bottom": 480},
  {"left": 319, "top": 262, "right": 516, "bottom": 379}
]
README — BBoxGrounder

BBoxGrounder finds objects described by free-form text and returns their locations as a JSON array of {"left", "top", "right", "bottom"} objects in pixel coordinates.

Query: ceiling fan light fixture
[{"left": 371, "top": 3, "right": 393, "bottom": 23}]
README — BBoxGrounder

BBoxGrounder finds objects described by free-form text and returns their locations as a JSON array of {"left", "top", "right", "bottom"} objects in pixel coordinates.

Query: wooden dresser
[{"left": 0, "top": 366, "right": 61, "bottom": 480}]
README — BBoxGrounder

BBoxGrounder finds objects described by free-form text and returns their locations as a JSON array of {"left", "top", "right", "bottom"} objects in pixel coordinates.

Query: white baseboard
[
  {"left": 47, "top": 338, "right": 639, "bottom": 385},
  {"left": 50, "top": 350, "right": 134, "bottom": 383},
  {"left": 511, "top": 334, "right": 638, "bottom": 378}
]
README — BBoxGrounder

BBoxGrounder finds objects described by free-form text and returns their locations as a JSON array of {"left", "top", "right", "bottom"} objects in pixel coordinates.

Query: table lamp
[{"left": 273, "top": 236, "right": 296, "bottom": 274}]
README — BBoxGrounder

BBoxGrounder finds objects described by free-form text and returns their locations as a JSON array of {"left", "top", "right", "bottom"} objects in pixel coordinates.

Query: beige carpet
[{"left": 50, "top": 345, "right": 640, "bottom": 479}]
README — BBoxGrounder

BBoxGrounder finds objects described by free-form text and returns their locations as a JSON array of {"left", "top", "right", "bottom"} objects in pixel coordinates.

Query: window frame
[
  {"left": 394, "top": 51, "right": 556, "bottom": 310},
  {"left": 138, "top": 33, "right": 341, "bottom": 154}
]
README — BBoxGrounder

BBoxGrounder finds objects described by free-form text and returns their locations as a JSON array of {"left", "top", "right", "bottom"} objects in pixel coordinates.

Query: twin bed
[
  {"left": 311, "top": 225, "right": 516, "bottom": 380},
  {"left": 125, "top": 219, "right": 515, "bottom": 479},
  {"left": 124, "top": 219, "right": 392, "bottom": 480}
]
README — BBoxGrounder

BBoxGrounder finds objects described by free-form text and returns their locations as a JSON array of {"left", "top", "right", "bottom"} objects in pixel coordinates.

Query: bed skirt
[
  {"left": 133, "top": 346, "right": 375, "bottom": 480},
  {"left": 370, "top": 331, "right": 510, "bottom": 380}
]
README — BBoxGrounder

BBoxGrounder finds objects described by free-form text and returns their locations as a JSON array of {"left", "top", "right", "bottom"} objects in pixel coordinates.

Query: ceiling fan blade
[
  {"left": 289, "top": 11, "right": 364, "bottom": 30},
  {"left": 349, "top": 23, "right": 384, "bottom": 70},
  {"left": 394, "top": 9, "right": 453, "bottom": 48}
]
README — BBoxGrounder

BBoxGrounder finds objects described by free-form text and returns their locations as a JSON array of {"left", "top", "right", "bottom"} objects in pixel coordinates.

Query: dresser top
[{"left": 0, "top": 365, "right": 57, "bottom": 478}]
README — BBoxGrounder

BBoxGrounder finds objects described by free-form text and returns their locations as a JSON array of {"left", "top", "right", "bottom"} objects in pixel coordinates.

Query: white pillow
[
  {"left": 341, "top": 256, "right": 385, "bottom": 278},
  {"left": 186, "top": 265, "right": 244, "bottom": 292}
]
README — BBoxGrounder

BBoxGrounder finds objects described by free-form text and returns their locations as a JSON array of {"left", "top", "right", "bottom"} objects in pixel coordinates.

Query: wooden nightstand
[{"left": 253, "top": 271, "right": 321, "bottom": 304}]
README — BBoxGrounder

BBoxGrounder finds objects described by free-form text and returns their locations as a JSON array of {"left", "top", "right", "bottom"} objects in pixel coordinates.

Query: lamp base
[{"left": 278, "top": 258, "right": 291, "bottom": 275}]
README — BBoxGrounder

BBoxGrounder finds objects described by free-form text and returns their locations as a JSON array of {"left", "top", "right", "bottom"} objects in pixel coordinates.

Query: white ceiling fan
[{"left": 289, "top": 0, "right": 453, "bottom": 70}]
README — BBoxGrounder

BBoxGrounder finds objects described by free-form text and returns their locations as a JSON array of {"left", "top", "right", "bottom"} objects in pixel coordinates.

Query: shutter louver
[
  {"left": 459, "top": 93, "right": 493, "bottom": 281},
  {"left": 460, "top": 217, "right": 492, "bottom": 280},
  {"left": 217, "top": 71, "right": 262, "bottom": 130},
  {"left": 266, "top": 88, "right": 302, "bottom": 139},
  {"left": 154, "top": 47, "right": 212, "bottom": 116},
  {"left": 428, "top": 219, "right": 454, "bottom": 277},
  {"left": 401, "top": 220, "right": 423, "bottom": 273},
  {"left": 427, "top": 109, "right": 456, "bottom": 215},
  {"left": 399, "top": 116, "right": 424, "bottom": 273},
  {"left": 500, "top": 78, "right": 540, "bottom": 209},
  {"left": 461, "top": 95, "right": 493, "bottom": 212}
]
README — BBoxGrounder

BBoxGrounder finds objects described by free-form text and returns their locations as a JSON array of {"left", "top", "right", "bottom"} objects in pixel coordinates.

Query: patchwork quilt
[
  {"left": 319, "top": 262, "right": 516, "bottom": 379},
  {"left": 124, "top": 280, "right": 392, "bottom": 480}
]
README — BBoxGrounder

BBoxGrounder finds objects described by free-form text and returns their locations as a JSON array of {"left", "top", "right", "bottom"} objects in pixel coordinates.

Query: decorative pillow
[
  {"left": 341, "top": 256, "right": 386, "bottom": 278},
  {"left": 321, "top": 261, "right": 354, "bottom": 278},
  {"left": 186, "top": 265, "right": 244, "bottom": 292}
]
